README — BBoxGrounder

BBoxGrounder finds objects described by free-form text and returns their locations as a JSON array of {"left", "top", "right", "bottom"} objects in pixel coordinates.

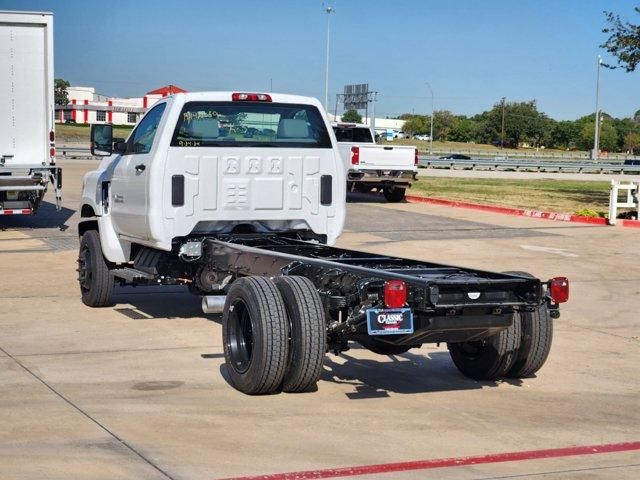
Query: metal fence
[{"left": 418, "top": 157, "right": 640, "bottom": 174}]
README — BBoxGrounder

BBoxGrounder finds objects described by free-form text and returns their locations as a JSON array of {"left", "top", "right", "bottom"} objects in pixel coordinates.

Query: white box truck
[{"left": 0, "top": 10, "right": 61, "bottom": 215}]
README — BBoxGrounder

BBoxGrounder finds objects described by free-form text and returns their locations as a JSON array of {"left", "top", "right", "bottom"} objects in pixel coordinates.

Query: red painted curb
[
  {"left": 406, "top": 195, "right": 610, "bottom": 226},
  {"left": 621, "top": 219, "right": 640, "bottom": 228},
  {"left": 220, "top": 441, "right": 640, "bottom": 480}
]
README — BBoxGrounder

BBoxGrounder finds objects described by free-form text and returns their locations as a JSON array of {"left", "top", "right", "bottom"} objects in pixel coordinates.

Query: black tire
[
  {"left": 222, "top": 277, "right": 288, "bottom": 395},
  {"left": 383, "top": 186, "right": 406, "bottom": 202},
  {"left": 78, "top": 229, "right": 114, "bottom": 307},
  {"left": 501, "top": 271, "right": 553, "bottom": 378},
  {"left": 447, "top": 314, "right": 521, "bottom": 380},
  {"left": 359, "top": 338, "right": 416, "bottom": 355},
  {"left": 274, "top": 276, "right": 326, "bottom": 393},
  {"left": 354, "top": 183, "right": 373, "bottom": 193},
  {"left": 507, "top": 305, "right": 553, "bottom": 378}
]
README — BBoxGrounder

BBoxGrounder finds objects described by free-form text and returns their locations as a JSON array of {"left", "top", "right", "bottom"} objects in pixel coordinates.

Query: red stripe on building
[
  {"left": 221, "top": 441, "right": 640, "bottom": 480},
  {"left": 71, "top": 99, "right": 77, "bottom": 122},
  {"left": 84, "top": 99, "right": 89, "bottom": 123},
  {"left": 108, "top": 100, "right": 113, "bottom": 123},
  {"left": 143, "top": 96, "right": 148, "bottom": 108}
]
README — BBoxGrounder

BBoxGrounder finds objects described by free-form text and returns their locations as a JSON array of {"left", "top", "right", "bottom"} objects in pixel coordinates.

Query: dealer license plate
[{"left": 366, "top": 308, "right": 414, "bottom": 335}]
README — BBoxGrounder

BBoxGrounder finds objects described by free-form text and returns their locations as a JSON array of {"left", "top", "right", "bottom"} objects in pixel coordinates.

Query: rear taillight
[
  {"left": 549, "top": 277, "right": 569, "bottom": 303},
  {"left": 232, "top": 92, "right": 272, "bottom": 102},
  {"left": 414, "top": 148, "right": 419, "bottom": 166},
  {"left": 351, "top": 146, "right": 360, "bottom": 165},
  {"left": 50, "top": 147, "right": 55, "bottom": 158},
  {"left": 384, "top": 280, "right": 407, "bottom": 308},
  {"left": 49, "top": 131, "right": 55, "bottom": 142}
]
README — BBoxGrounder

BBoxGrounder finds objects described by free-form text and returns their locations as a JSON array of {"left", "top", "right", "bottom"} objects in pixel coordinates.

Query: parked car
[{"left": 415, "top": 134, "right": 431, "bottom": 141}]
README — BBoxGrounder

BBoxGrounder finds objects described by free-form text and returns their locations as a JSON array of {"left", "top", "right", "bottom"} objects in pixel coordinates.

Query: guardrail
[
  {"left": 418, "top": 157, "right": 640, "bottom": 174},
  {"left": 57, "top": 145, "right": 94, "bottom": 159}
]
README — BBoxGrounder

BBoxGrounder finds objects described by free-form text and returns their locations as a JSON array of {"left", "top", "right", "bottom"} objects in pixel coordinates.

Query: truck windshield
[
  {"left": 333, "top": 127, "right": 373, "bottom": 143},
  {"left": 171, "top": 102, "right": 332, "bottom": 148}
]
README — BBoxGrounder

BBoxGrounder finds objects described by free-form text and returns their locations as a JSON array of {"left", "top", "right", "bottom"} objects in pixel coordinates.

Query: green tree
[
  {"left": 633, "top": 109, "right": 640, "bottom": 124},
  {"left": 448, "top": 117, "right": 478, "bottom": 142},
  {"left": 624, "top": 131, "right": 640, "bottom": 153},
  {"left": 54, "top": 78, "right": 70, "bottom": 105},
  {"left": 342, "top": 109, "right": 362, "bottom": 123},
  {"left": 548, "top": 120, "right": 580, "bottom": 149},
  {"left": 401, "top": 115, "right": 428, "bottom": 135},
  {"left": 477, "top": 100, "right": 548, "bottom": 148},
  {"left": 432, "top": 110, "right": 457, "bottom": 141},
  {"left": 577, "top": 119, "right": 618, "bottom": 152},
  {"left": 601, "top": 7, "right": 640, "bottom": 72}
]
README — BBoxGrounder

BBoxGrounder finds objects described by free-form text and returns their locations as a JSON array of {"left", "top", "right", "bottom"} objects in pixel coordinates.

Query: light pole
[
  {"left": 425, "top": 82, "right": 434, "bottom": 154},
  {"left": 593, "top": 55, "right": 603, "bottom": 161},
  {"left": 324, "top": 6, "right": 335, "bottom": 111}
]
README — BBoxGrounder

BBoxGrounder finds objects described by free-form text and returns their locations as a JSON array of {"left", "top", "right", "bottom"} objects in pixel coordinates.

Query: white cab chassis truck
[
  {"left": 332, "top": 122, "right": 417, "bottom": 202},
  {"left": 79, "top": 92, "right": 568, "bottom": 394},
  {"left": 0, "top": 11, "right": 61, "bottom": 215}
]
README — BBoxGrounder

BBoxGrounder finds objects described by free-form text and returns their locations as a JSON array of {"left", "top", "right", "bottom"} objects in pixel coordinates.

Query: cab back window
[
  {"left": 333, "top": 126, "right": 373, "bottom": 143},
  {"left": 171, "top": 102, "right": 332, "bottom": 148}
]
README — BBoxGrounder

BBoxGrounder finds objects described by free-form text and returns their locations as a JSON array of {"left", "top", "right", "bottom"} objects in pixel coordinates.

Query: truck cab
[{"left": 81, "top": 92, "right": 345, "bottom": 263}]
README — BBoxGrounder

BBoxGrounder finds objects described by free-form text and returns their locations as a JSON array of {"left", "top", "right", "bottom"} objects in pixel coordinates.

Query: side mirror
[
  {"left": 113, "top": 138, "right": 127, "bottom": 154},
  {"left": 90, "top": 124, "right": 113, "bottom": 156}
]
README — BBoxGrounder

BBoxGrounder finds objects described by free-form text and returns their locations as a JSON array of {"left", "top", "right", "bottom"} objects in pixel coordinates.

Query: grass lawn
[
  {"left": 56, "top": 123, "right": 134, "bottom": 144},
  {"left": 410, "top": 177, "right": 611, "bottom": 215},
  {"left": 383, "top": 138, "right": 578, "bottom": 156}
]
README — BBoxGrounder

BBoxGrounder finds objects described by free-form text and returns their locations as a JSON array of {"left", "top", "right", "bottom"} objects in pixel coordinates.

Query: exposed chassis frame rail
[{"left": 192, "top": 234, "right": 549, "bottom": 348}]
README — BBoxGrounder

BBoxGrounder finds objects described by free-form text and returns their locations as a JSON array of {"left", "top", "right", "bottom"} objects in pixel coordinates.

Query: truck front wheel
[
  {"left": 274, "top": 276, "right": 326, "bottom": 393},
  {"left": 77, "top": 230, "right": 114, "bottom": 307},
  {"left": 222, "top": 277, "right": 289, "bottom": 395},
  {"left": 447, "top": 314, "right": 521, "bottom": 380},
  {"left": 383, "top": 186, "right": 406, "bottom": 202}
]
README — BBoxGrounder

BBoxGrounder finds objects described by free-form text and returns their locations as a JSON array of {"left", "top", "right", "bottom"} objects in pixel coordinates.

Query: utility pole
[
  {"left": 500, "top": 97, "right": 506, "bottom": 149},
  {"left": 593, "top": 55, "right": 603, "bottom": 161},
  {"left": 370, "top": 91, "right": 378, "bottom": 138},
  {"left": 425, "top": 82, "right": 434, "bottom": 154},
  {"left": 323, "top": 6, "right": 335, "bottom": 111}
]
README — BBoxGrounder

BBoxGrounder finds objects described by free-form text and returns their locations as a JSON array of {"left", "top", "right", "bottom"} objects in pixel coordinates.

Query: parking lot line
[{"left": 221, "top": 441, "right": 640, "bottom": 480}]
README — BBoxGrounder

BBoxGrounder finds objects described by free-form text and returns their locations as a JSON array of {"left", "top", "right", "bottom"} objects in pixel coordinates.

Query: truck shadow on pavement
[
  {"left": 321, "top": 350, "right": 523, "bottom": 398},
  {"left": 112, "top": 286, "right": 205, "bottom": 319},
  {"left": 347, "top": 191, "right": 402, "bottom": 204},
  {"left": 0, "top": 201, "right": 74, "bottom": 231}
]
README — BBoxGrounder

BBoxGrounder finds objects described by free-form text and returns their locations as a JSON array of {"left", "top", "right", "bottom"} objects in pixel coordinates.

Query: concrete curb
[{"left": 406, "top": 195, "right": 640, "bottom": 229}]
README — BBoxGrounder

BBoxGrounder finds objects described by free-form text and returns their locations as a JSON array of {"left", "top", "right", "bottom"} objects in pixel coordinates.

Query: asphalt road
[{"left": 1, "top": 160, "right": 639, "bottom": 479}]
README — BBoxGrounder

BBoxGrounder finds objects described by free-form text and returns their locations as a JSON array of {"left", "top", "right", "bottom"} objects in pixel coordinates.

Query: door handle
[{"left": 135, "top": 164, "right": 146, "bottom": 173}]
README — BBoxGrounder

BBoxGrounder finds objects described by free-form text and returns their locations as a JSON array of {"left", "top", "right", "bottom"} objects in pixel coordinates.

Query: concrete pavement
[{"left": 0, "top": 160, "right": 638, "bottom": 479}]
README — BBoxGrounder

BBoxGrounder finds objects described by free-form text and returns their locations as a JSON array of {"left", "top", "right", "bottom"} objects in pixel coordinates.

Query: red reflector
[
  {"left": 49, "top": 130, "right": 55, "bottom": 142},
  {"left": 384, "top": 280, "right": 407, "bottom": 308},
  {"left": 549, "top": 277, "right": 569, "bottom": 303},
  {"left": 414, "top": 148, "right": 419, "bottom": 166},
  {"left": 232, "top": 92, "right": 272, "bottom": 102},
  {"left": 50, "top": 147, "right": 55, "bottom": 157},
  {"left": 351, "top": 146, "right": 360, "bottom": 165}
]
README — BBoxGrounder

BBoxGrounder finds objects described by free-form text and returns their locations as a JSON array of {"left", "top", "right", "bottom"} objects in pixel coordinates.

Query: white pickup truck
[
  {"left": 332, "top": 122, "right": 417, "bottom": 202},
  {"left": 0, "top": 11, "right": 61, "bottom": 215},
  {"left": 79, "top": 91, "right": 566, "bottom": 395}
]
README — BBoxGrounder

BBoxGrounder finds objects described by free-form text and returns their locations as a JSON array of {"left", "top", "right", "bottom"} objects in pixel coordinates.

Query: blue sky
[{"left": 1, "top": 0, "right": 638, "bottom": 120}]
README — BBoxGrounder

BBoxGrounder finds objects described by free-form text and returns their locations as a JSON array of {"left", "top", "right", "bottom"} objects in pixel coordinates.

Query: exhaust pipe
[{"left": 202, "top": 295, "right": 226, "bottom": 314}]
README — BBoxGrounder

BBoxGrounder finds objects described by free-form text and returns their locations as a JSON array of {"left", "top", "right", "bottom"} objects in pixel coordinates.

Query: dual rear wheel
[
  {"left": 447, "top": 271, "right": 553, "bottom": 380},
  {"left": 222, "top": 276, "right": 326, "bottom": 395}
]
